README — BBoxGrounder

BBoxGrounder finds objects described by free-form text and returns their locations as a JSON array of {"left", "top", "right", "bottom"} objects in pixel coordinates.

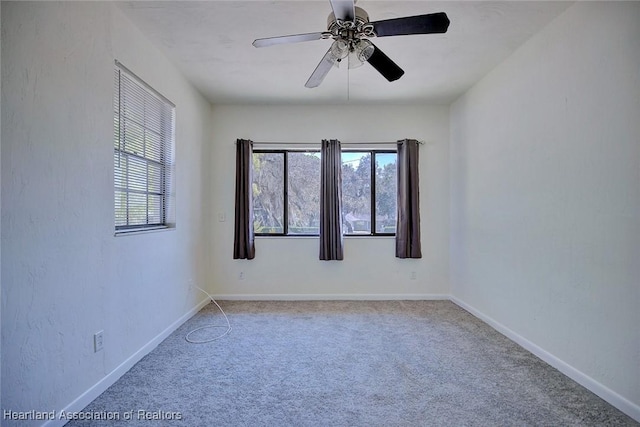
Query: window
[
  {"left": 342, "top": 151, "right": 397, "bottom": 235},
  {"left": 113, "top": 62, "right": 175, "bottom": 233},
  {"left": 252, "top": 148, "right": 396, "bottom": 236},
  {"left": 253, "top": 150, "right": 321, "bottom": 235}
]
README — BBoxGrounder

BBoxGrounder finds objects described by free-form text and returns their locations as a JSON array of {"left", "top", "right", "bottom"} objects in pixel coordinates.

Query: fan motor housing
[{"left": 327, "top": 6, "right": 370, "bottom": 33}]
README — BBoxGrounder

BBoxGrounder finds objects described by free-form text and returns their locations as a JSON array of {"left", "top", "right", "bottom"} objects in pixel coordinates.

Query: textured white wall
[
  {"left": 450, "top": 1, "right": 640, "bottom": 418},
  {"left": 1, "top": 3, "right": 211, "bottom": 425},
  {"left": 209, "top": 105, "right": 450, "bottom": 298}
]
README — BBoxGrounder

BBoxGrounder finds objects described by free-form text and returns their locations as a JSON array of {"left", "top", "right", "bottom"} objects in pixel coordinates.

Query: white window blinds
[{"left": 113, "top": 63, "right": 175, "bottom": 232}]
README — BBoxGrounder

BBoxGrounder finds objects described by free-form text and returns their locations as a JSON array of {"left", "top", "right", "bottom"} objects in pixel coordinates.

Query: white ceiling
[{"left": 119, "top": 1, "right": 572, "bottom": 105}]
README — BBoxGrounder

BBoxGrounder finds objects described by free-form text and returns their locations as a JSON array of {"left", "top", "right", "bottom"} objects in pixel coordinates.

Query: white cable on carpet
[{"left": 185, "top": 286, "right": 232, "bottom": 344}]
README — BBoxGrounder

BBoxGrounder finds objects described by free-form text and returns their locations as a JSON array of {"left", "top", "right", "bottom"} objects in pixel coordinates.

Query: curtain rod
[{"left": 236, "top": 141, "right": 424, "bottom": 145}]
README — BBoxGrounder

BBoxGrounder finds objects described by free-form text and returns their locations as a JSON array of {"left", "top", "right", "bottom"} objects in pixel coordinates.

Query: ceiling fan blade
[
  {"left": 253, "top": 32, "right": 325, "bottom": 48},
  {"left": 366, "top": 43, "right": 405, "bottom": 82},
  {"left": 329, "top": 0, "right": 355, "bottom": 22},
  {"left": 372, "top": 12, "right": 450, "bottom": 37},
  {"left": 305, "top": 48, "right": 338, "bottom": 88}
]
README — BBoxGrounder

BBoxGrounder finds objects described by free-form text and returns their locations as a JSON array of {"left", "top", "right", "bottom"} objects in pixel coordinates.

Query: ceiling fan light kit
[{"left": 253, "top": 0, "right": 450, "bottom": 88}]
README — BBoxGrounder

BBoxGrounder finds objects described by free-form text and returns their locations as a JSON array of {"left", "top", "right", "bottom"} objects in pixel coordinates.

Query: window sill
[
  {"left": 345, "top": 234, "right": 395, "bottom": 239},
  {"left": 114, "top": 226, "right": 174, "bottom": 237},
  {"left": 255, "top": 234, "right": 395, "bottom": 239},
  {"left": 256, "top": 234, "right": 318, "bottom": 239}
]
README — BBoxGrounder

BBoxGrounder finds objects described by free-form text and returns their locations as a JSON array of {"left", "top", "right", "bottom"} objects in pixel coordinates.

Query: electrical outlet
[
  {"left": 218, "top": 212, "right": 226, "bottom": 222},
  {"left": 239, "top": 271, "right": 244, "bottom": 280},
  {"left": 94, "top": 331, "right": 104, "bottom": 352},
  {"left": 410, "top": 271, "right": 417, "bottom": 280}
]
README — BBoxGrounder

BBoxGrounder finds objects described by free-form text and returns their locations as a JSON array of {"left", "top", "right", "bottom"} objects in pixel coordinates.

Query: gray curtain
[
  {"left": 319, "top": 139, "right": 344, "bottom": 261},
  {"left": 396, "top": 139, "right": 422, "bottom": 258},
  {"left": 233, "top": 139, "right": 255, "bottom": 259}
]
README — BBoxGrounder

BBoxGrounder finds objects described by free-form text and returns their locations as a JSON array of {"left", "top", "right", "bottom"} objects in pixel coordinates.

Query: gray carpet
[{"left": 68, "top": 300, "right": 637, "bottom": 426}]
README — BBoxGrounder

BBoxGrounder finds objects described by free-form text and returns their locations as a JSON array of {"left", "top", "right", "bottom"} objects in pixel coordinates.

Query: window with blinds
[{"left": 113, "top": 62, "right": 175, "bottom": 233}]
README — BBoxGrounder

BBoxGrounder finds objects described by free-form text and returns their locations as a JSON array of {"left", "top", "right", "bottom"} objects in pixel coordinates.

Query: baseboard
[
  {"left": 210, "top": 293, "right": 450, "bottom": 301},
  {"left": 43, "top": 297, "right": 210, "bottom": 427},
  {"left": 450, "top": 296, "right": 640, "bottom": 423}
]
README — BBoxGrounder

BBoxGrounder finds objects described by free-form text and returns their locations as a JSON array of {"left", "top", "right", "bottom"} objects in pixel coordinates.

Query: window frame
[
  {"left": 252, "top": 148, "right": 397, "bottom": 237},
  {"left": 341, "top": 149, "right": 397, "bottom": 237},
  {"left": 253, "top": 149, "right": 321, "bottom": 237},
  {"left": 253, "top": 149, "right": 287, "bottom": 237},
  {"left": 113, "top": 61, "right": 175, "bottom": 234}
]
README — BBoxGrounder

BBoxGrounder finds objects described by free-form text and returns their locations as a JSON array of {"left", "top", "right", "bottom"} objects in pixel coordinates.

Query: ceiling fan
[{"left": 252, "top": 0, "right": 450, "bottom": 88}]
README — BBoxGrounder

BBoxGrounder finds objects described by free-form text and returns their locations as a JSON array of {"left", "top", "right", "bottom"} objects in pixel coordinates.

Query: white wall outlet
[
  {"left": 94, "top": 330, "right": 104, "bottom": 352},
  {"left": 410, "top": 271, "right": 417, "bottom": 280},
  {"left": 239, "top": 271, "right": 244, "bottom": 280},
  {"left": 218, "top": 212, "right": 226, "bottom": 222}
]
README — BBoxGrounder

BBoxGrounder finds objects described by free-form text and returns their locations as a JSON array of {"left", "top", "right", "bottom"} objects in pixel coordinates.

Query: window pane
[
  {"left": 115, "top": 190, "right": 127, "bottom": 227},
  {"left": 253, "top": 152, "right": 284, "bottom": 234},
  {"left": 123, "top": 119, "right": 145, "bottom": 157},
  {"left": 128, "top": 192, "right": 147, "bottom": 226},
  {"left": 288, "top": 152, "right": 320, "bottom": 235},
  {"left": 148, "top": 162, "right": 162, "bottom": 193},
  {"left": 375, "top": 152, "right": 397, "bottom": 234},
  {"left": 148, "top": 194, "right": 162, "bottom": 224},
  {"left": 114, "top": 152, "right": 127, "bottom": 189},
  {"left": 145, "top": 131, "right": 162, "bottom": 162},
  {"left": 341, "top": 152, "right": 371, "bottom": 234},
  {"left": 144, "top": 96, "right": 164, "bottom": 134}
]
